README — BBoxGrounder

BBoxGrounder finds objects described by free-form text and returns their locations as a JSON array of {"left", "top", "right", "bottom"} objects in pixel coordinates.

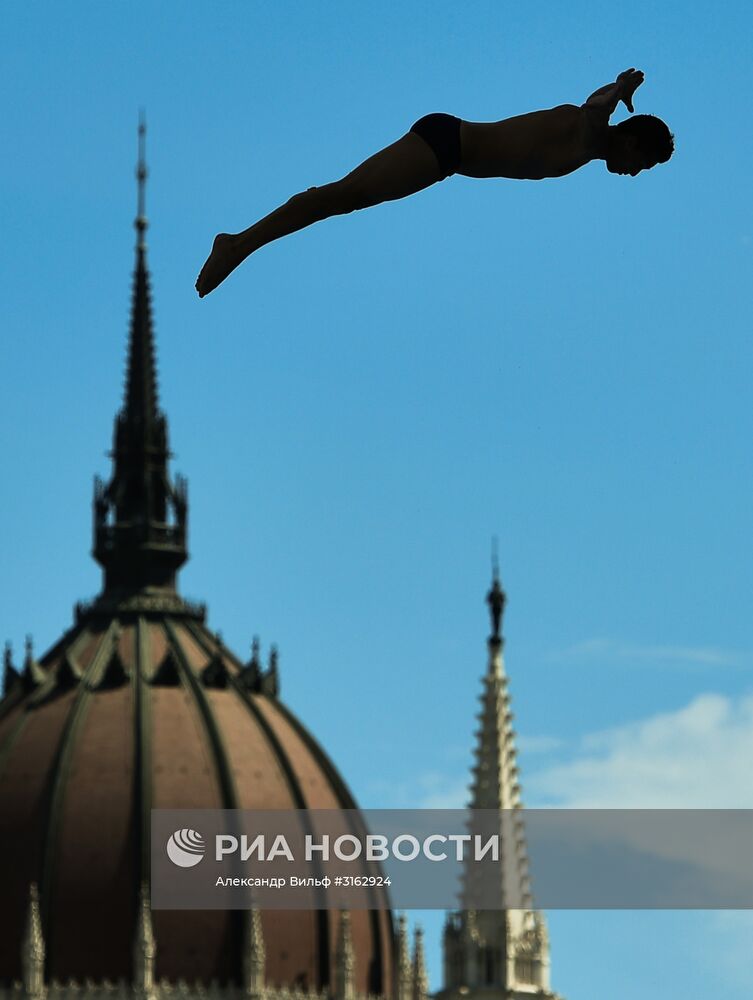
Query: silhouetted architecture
[
  {"left": 93, "top": 123, "right": 187, "bottom": 598},
  {"left": 0, "top": 126, "right": 396, "bottom": 998}
]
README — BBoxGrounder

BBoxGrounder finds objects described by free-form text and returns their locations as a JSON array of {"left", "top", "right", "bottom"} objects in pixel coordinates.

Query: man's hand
[
  {"left": 584, "top": 68, "right": 644, "bottom": 118},
  {"left": 616, "top": 68, "right": 644, "bottom": 113}
]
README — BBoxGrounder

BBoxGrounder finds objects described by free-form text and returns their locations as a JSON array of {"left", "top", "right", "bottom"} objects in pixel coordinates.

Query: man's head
[{"left": 606, "top": 115, "right": 674, "bottom": 175}]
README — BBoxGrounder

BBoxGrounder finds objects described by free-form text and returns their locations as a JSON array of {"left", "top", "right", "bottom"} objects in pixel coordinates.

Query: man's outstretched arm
[{"left": 584, "top": 67, "right": 644, "bottom": 118}]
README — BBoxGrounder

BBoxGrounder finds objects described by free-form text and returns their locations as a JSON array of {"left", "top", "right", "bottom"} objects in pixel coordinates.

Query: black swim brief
[{"left": 409, "top": 113, "right": 462, "bottom": 179}]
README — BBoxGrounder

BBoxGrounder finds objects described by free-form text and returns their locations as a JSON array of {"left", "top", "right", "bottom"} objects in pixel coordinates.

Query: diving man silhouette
[{"left": 196, "top": 69, "right": 672, "bottom": 297}]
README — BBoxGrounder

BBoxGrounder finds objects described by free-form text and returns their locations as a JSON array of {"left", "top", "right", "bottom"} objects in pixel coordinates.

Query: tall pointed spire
[
  {"left": 473, "top": 559, "right": 521, "bottom": 816},
  {"left": 93, "top": 118, "right": 188, "bottom": 596},
  {"left": 126, "top": 112, "right": 160, "bottom": 438},
  {"left": 438, "top": 567, "right": 557, "bottom": 1000}
]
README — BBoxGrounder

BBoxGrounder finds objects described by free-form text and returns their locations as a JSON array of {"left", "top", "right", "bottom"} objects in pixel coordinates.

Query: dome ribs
[
  {"left": 89, "top": 628, "right": 130, "bottom": 692},
  {"left": 182, "top": 621, "right": 330, "bottom": 992},
  {"left": 148, "top": 616, "right": 186, "bottom": 688},
  {"left": 0, "top": 701, "right": 28, "bottom": 785},
  {"left": 133, "top": 616, "right": 154, "bottom": 903},
  {"left": 1, "top": 611, "right": 397, "bottom": 991},
  {"left": 26, "top": 653, "right": 81, "bottom": 706},
  {"left": 228, "top": 679, "right": 361, "bottom": 989},
  {"left": 32, "top": 630, "right": 108, "bottom": 709},
  {"left": 27, "top": 627, "right": 95, "bottom": 710},
  {"left": 270, "top": 701, "right": 392, "bottom": 997},
  {"left": 183, "top": 623, "right": 305, "bottom": 802},
  {"left": 162, "top": 620, "right": 238, "bottom": 811},
  {"left": 37, "top": 621, "right": 122, "bottom": 970},
  {"left": 161, "top": 619, "right": 245, "bottom": 984}
]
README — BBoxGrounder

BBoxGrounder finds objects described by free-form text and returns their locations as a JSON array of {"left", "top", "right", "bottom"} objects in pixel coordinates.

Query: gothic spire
[
  {"left": 438, "top": 569, "right": 555, "bottom": 998},
  {"left": 126, "top": 113, "right": 160, "bottom": 438},
  {"left": 465, "top": 567, "right": 532, "bottom": 906},
  {"left": 92, "top": 118, "right": 188, "bottom": 595}
]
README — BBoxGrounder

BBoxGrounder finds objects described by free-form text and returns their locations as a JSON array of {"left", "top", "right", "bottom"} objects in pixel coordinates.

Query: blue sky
[{"left": 2, "top": 2, "right": 753, "bottom": 996}]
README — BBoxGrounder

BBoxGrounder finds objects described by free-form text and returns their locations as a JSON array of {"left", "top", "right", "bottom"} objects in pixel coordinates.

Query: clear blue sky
[{"left": 2, "top": 2, "right": 753, "bottom": 997}]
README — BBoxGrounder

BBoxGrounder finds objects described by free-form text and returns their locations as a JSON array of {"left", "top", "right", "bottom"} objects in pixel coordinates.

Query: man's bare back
[
  {"left": 458, "top": 105, "right": 600, "bottom": 180},
  {"left": 196, "top": 68, "right": 673, "bottom": 297}
]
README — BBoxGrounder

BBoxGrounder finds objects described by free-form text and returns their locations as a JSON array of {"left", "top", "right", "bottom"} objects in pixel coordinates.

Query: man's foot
[{"left": 195, "top": 233, "right": 246, "bottom": 297}]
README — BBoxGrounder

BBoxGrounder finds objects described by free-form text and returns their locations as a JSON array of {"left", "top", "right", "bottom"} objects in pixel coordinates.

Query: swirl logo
[{"left": 166, "top": 828, "right": 206, "bottom": 868}]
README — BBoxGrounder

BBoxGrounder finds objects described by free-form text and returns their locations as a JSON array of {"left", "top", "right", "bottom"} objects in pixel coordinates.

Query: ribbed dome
[
  {"left": 0, "top": 606, "right": 393, "bottom": 990},
  {"left": 0, "top": 127, "right": 393, "bottom": 995}
]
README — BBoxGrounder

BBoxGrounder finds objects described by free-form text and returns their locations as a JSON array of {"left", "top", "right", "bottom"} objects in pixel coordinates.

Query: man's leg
[{"left": 196, "top": 131, "right": 444, "bottom": 297}]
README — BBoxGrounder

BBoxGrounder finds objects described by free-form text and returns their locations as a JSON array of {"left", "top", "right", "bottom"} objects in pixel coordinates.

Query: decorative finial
[
  {"left": 396, "top": 913, "right": 412, "bottom": 1000},
  {"left": 3, "top": 642, "right": 17, "bottom": 697},
  {"left": 136, "top": 111, "right": 148, "bottom": 249},
  {"left": 22, "top": 882, "right": 45, "bottom": 999},
  {"left": 486, "top": 541, "right": 506, "bottom": 643},
  {"left": 244, "top": 907, "right": 266, "bottom": 998},
  {"left": 261, "top": 644, "right": 279, "bottom": 697},
  {"left": 412, "top": 925, "right": 428, "bottom": 1000},
  {"left": 23, "top": 634, "right": 46, "bottom": 688},
  {"left": 335, "top": 911, "right": 355, "bottom": 1000}
]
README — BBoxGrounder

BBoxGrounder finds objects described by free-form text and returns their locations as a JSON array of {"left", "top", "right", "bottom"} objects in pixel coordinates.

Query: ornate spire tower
[
  {"left": 0, "top": 123, "right": 395, "bottom": 995},
  {"left": 437, "top": 564, "right": 561, "bottom": 1000},
  {"left": 93, "top": 117, "right": 188, "bottom": 597}
]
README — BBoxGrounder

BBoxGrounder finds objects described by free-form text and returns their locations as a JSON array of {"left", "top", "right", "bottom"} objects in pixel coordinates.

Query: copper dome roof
[
  {"left": 0, "top": 610, "right": 392, "bottom": 990},
  {"left": 0, "top": 128, "right": 393, "bottom": 993}
]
